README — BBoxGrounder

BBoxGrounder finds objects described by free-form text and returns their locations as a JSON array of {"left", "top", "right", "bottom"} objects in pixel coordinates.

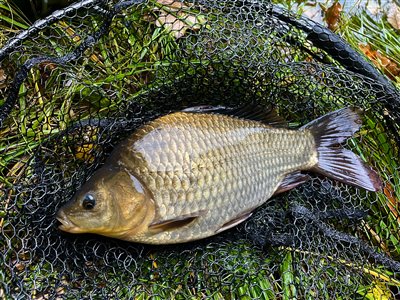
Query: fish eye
[{"left": 82, "top": 194, "right": 96, "bottom": 210}]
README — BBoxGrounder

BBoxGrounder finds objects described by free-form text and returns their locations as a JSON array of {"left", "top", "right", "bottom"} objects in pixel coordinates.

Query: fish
[{"left": 56, "top": 105, "right": 383, "bottom": 244}]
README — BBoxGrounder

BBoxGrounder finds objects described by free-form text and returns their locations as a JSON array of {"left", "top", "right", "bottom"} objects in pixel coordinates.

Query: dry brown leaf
[
  {"left": 376, "top": 51, "right": 400, "bottom": 77},
  {"left": 386, "top": 3, "right": 400, "bottom": 30},
  {"left": 323, "top": 2, "right": 342, "bottom": 31},
  {"left": 153, "top": 0, "right": 207, "bottom": 39},
  {"left": 383, "top": 182, "right": 400, "bottom": 225},
  {"left": 359, "top": 43, "right": 400, "bottom": 80},
  {"left": 359, "top": 43, "right": 375, "bottom": 59}
]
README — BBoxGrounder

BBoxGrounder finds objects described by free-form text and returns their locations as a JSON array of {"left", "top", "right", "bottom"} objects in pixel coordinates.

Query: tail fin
[{"left": 302, "top": 107, "right": 383, "bottom": 192}]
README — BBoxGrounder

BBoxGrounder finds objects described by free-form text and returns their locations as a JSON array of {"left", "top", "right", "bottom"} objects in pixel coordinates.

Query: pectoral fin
[
  {"left": 215, "top": 211, "right": 253, "bottom": 234},
  {"left": 148, "top": 210, "right": 207, "bottom": 232}
]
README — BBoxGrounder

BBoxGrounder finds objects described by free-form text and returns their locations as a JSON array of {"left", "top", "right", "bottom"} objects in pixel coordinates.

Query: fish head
[{"left": 56, "top": 165, "right": 155, "bottom": 239}]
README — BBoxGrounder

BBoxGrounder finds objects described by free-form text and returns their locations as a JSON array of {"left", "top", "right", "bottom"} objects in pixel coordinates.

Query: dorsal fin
[{"left": 182, "top": 104, "right": 287, "bottom": 126}]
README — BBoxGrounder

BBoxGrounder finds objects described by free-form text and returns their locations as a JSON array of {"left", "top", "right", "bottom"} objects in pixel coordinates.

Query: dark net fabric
[{"left": 1, "top": 0, "right": 400, "bottom": 298}]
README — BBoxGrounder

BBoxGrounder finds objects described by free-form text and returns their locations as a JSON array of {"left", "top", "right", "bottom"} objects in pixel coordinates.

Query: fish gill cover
[{"left": 0, "top": 0, "right": 400, "bottom": 298}]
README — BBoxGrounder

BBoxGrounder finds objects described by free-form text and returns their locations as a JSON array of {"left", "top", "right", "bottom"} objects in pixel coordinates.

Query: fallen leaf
[
  {"left": 152, "top": 0, "right": 207, "bottom": 39},
  {"left": 364, "top": 281, "right": 392, "bottom": 300},
  {"left": 386, "top": 3, "right": 400, "bottom": 30},
  {"left": 359, "top": 43, "right": 400, "bottom": 80},
  {"left": 75, "top": 144, "right": 95, "bottom": 162},
  {"left": 376, "top": 51, "right": 400, "bottom": 78},
  {"left": 359, "top": 43, "right": 375, "bottom": 59},
  {"left": 383, "top": 181, "right": 400, "bottom": 225},
  {"left": 323, "top": 2, "right": 342, "bottom": 31}
]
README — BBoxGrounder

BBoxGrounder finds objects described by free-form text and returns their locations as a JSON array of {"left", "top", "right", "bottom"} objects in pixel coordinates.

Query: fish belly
[{"left": 123, "top": 113, "right": 316, "bottom": 243}]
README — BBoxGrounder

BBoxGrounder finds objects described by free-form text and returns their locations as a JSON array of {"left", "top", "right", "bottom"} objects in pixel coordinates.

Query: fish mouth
[{"left": 56, "top": 209, "right": 83, "bottom": 233}]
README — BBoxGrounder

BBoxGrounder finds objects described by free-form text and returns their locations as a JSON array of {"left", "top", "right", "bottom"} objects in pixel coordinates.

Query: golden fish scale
[{"left": 116, "top": 112, "right": 317, "bottom": 243}]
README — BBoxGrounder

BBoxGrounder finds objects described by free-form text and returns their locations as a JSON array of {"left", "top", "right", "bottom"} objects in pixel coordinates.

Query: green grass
[
  {"left": 0, "top": 1, "right": 29, "bottom": 47},
  {"left": 341, "top": 11, "right": 400, "bottom": 87},
  {"left": 339, "top": 9, "right": 400, "bottom": 299},
  {"left": 351, "top": 113, "right": 400, "bottom": 259},
  {"left": 273, "top": 1, "right": 400, "bottom": 298}
]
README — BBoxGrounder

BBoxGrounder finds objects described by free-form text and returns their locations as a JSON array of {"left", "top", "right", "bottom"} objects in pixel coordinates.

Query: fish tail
[{"left": 302, "top": 107, "right": 383, "bottom": 192}]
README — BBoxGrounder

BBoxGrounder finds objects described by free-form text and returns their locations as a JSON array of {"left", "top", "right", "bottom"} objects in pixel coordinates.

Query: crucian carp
[{"left": 57, "top": 106, "right": 382, "bottom": 244}]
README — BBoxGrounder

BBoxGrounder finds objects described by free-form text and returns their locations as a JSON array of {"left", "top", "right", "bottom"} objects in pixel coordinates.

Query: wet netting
[{"left": 1, "top": 0, "right": 400, "bottom": 298}]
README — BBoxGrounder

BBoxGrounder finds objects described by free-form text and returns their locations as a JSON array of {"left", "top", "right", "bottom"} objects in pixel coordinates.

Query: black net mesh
[{"left": 1, "top": 0, "right": 400, "bottom": 298}]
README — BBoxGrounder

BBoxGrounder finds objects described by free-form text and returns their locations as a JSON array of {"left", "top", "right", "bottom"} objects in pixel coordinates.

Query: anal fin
[
  {"left": 273, "top": 172, "right": 311, "bottom": 196},
  {"left": 149, "top": 210, "right": 206, "bottom": 233},
  {"left": 215, "top": 211, "right": 253, "bottom": 234}
]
